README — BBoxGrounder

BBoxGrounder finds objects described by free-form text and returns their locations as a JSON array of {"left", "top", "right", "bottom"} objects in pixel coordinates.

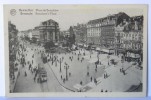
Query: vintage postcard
[{"left": 4, "top": 5, "right": 148, "bottom": 97}]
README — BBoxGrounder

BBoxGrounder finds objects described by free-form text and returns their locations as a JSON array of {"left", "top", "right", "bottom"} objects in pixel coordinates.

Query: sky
[{"left": 6, "top": 5, "right": 145, "bottom": 31}]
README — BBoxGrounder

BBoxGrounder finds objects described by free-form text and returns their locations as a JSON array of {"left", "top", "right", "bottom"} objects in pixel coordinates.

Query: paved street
[
  {"left": 12, "top": 40, "right": 142, "bottom": 92},
  {"left": 14, "top": 42, "right": 64, "bottom": 92}
]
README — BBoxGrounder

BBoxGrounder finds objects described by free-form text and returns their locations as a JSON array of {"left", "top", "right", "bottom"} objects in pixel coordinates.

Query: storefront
[{"left": 125, "top": 50, "right": 142, "bottom": 62}]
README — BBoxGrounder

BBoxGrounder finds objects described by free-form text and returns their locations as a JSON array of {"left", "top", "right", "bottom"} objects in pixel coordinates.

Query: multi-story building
[
  {"left": 31, "top": 27, "right": 40, "bottom": 41},
  {"left": 100, "top": 12, "right": 130, "bottom": 48},
  {"left": 87, "top": 12, "right": 130, "bottom": 49},
  {"left": 87, "top": 19, "right": 101, "bottom": 46},
  {"left": 8, "top": 21, "right": 18, "bottom": 79},
  {"left": 61, "top": 30, "right": 70, "bottom": 37},
  {"left": 38, "top": 19, "right": 60, "bottom": 43},
  {"left": 115, "top": 15, "right": 143, "bottom": 62}
]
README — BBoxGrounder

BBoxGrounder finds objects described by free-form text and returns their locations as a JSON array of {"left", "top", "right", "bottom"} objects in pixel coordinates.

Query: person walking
[
  {"left": 29, "top": 64, "right": 31, "bottom": 70},
  {"left": 91, "top": 77, "right": 93, "bottom": 82},
  {"left": 24, "top": 71, "right": 27, "bottom": 77},
  {"left": 80, "top": 81, "right": 83, "bottom": 85},
  {"left": 34, "top": 77, "right": 36, "bottom": 82},
  {"left": 104, "top": 74, "right": 106, "bottom": 79},
  {"left": 95, "top": 68, "right": 97, "bottom": 72}
]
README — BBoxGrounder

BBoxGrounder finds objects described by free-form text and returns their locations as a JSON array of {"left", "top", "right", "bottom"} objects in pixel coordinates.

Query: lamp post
[
  {"left": 107, "top": 55, "right": 110, "bottom": 65},
  {"left": 64, "top": 64, "right": 69, "bottom": 81},
  {"left": 121, "top": 59, "right": 124, "bottom": 68},
  {"left": 60, "top": 58, "right": 62, "bottom": 72}
]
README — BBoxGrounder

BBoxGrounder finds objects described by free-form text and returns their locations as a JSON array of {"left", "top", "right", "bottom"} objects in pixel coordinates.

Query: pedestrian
[
  {"left": 34, "top": 77, "right": 36, "bottom": 82},
  {"left": 63, "top": 78, "right": 65, "bottom": 83},
  {"left": 106, "top": 73, "right": 108, "bottom": 78},
  {"left": 95, "top": 64, "right": 97, "bottom": 69},
  {"left": 29, "top": 64, "right": 31, "bottom": 70},
  {"left": 61, "top": 75, "right": 62, "bottom": 79},
  {"left": 69, "top": 72, "right": 71, "bottom": 76},
  {"left": 95, "top": 68, "right": 97, "bottom": 72},
  {"left": 91, "top": 77, "right": 92, "bottom": 82},
  {"left": 94, "top": 78, "right": 97, "bottom": 84},
  {"left": 104, "top": 74, "right": 106, "bottom": 79},
  {"left": 80, "top": 81, "right": 83, "bottom": 85},
  {"left": 122, "top": 68, "right": 124, "bottom": 72},
  {"left": 123, "top": 70, "right": 126, "bottom": 75},
  {"left": 87, "top": 72, "right": 89, "bottom": 76},
  {"left": 24, "top": 71, "right": 27, "bottom": 77}
]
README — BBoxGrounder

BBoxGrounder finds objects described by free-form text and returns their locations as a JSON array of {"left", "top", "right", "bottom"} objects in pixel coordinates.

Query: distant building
[
  {"left": 72, "top": 23, "right": 87, "bottom": 44},
  {"left": 87, "top": 19, "right": 101, "bottom": 46},
  {"left": 8, "top": 21, "right": 18, "bottom": 80},
  {"left": 61, "top": 30, "right": 70, "bottom": 37},
  {"left": 38, "top": 19, "right": 60, "bottom": 43},
  {"left": 21, "top": 29, "right": 32, "bottom": 39},
  {"left": 32, "top": 27, "right": 40, "bottom": 41},
  {"left": 115, "top": 15, "right": 143, "bottom": 62},
  {"left": 87, "top": 12, "right": 130, "bottom": 49},
  {"left": 9, "top": 21, "right": 18, "bottom": 39}
]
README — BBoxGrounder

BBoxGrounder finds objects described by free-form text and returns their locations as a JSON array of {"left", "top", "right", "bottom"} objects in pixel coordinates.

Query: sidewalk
[
  {"left": 46, "top": 50, "right": 106, "bottom": 92},
  {"left": 87, "top": 62, "right": 142, "bottom": 92},
  {"left": 13, "top": 46, "right": 42, "bottom": 92},
  {"left": 9, "top": 50, "right": 22, "bottom": 93}
]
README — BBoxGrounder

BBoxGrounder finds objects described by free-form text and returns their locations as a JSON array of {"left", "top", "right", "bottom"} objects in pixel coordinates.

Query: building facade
[
  {"left": 8, "top": 21, "right": 19, "bottom": 79},
  {"left": 87, "top": 19, "right": 101, "bottom": 46},
  {"left": 32, "top": 27, "right": 40, "bottom": 41},
  {"left": 115, "top": 15, "right": 143, "bottom": 62},
  {"left": 100, "top": 12, "right": 130, "bottom": 48},
  {"left": 38, "top": 19, "right": 60, "bottom": 43},
  {"left": 87, "top": 12, "right": 130, "bottom": 49}
]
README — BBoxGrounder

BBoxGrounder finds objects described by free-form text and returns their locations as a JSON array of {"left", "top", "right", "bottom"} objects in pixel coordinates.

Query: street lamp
[
  {"left": 60, "top": 58, "right": 62, "bottom": 72},
  {"left": 64, "top": 64, "right": 69, "bottom": 81},
  {"left": 121, "top": 59, "right": 124, "bottom": 68},
  {"left": 107, "top": 55, "right": 110, "bottom": 65}
]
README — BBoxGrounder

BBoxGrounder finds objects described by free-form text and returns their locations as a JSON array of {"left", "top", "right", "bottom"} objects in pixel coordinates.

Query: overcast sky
[{"left": 7, "top": 5, "right": 144, "bottom": 31}]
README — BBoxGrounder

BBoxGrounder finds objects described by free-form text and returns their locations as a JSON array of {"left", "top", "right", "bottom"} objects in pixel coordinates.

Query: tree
[{"left": 69, "top": 26, "right": 75, "bottom": 45}]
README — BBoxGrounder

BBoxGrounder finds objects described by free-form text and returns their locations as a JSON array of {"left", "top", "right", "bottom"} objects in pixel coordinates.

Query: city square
[
  {"left": 8, "top": 6, "right": 144, "bottom": 93},
  {"left": 10, "top": 37, "right": 142, "bottom": 92}
]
